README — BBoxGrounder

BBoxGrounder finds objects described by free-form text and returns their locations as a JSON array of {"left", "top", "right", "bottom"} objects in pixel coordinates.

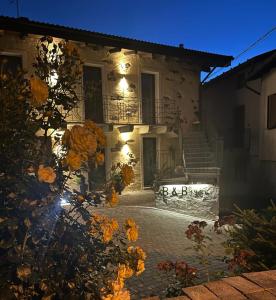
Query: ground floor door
[
  {"left": 143, "top": 137, "right": 156, "bottom": 187},
  {"left": 88, "top": 149, "right": 106, "bottom": 190}
]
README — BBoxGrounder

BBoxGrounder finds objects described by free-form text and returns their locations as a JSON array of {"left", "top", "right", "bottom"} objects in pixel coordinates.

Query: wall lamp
[{"left": 118, "top": 125, "right": 134, "bottom": 133}]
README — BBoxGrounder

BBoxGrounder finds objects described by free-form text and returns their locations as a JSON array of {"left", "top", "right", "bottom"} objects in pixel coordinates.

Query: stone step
[
  {"left": 186, "top": 167, "right": 220, "bottom": 172},
  {"left": 185, "top": 152, "right": 213, "bottom": 158},
  {"left": 186, "top": 162, "right": 216, "bottom": 168},
  {"left": 183, "top": 147, "right": 211, "bottom": 153},
  {"left": 185, "top": 156, "right": 214, "bottom": 162}
]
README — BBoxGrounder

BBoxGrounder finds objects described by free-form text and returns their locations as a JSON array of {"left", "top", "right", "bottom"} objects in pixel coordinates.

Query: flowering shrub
[
  {"left": 0, "top": 37, "right": 145, "bottom": 299},
  {"left": 157, "top": 260, "right": 197, "bottom": 297},
  {"left": 110, "top": 153, "right": 136, "bottom": 194}
]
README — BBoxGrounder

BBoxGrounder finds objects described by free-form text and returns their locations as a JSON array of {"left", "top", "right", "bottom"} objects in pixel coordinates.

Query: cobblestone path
[{"left": 95, "top": 200, "right": 228, "bottom": 299}]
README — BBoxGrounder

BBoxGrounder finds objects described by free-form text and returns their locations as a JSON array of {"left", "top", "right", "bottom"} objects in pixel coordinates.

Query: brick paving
[{"left": 95, "top": 191, "right": 228, "bottom": 299}]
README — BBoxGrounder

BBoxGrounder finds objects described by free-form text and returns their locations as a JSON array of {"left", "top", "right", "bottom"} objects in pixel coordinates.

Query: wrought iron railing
[
  {"left": 157, "top": 149, "right": 182, "bottom": 178},
  {"left": 64, "top": 93, "right": 178, "bottom": 125}
]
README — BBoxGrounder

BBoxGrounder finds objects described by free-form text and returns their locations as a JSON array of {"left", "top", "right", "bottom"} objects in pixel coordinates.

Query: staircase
[{"left": 183, "top": 127, "right": 221, "bottom": 184}]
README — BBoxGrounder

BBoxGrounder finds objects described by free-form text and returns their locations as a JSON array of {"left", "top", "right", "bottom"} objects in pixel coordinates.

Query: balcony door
[
  {"left": 83, "top": 65, "right": 104, "bottom": 123},
  {"left": 143, "top": 137, "right": 156, "bottom": 187},
  {"left": 141, "top": 73, "right": 156, "bottom": 124}
]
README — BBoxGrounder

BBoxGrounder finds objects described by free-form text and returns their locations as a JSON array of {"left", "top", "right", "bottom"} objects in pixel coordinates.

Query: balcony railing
[{"left": 64, "top": 93, "right": 178, "bottom": 125}]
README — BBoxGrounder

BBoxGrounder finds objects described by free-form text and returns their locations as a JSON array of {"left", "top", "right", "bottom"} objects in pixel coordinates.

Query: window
[
  {"left": 267, "top": 93, "right": 276, "bottom": 129},
  {"left": 141, "top": 72, "right": 156, "bottom": 124},
  {"left": 0, "top": 54, "right": 22, "bottom": 75},
  {"left": 83, "top": 65, "right": 104, "bottom": 123}
]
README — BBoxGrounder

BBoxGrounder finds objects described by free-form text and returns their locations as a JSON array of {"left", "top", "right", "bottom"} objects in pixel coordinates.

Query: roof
[
  {"left": 0, "top": 16, "right": 233, "bottom": 70},
  {"left": 204, "top": 49, "right": 276, "bottom": 86}
]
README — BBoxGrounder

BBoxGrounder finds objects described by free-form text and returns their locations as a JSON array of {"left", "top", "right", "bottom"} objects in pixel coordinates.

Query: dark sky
[{"left": 1, "top": 0, "right": 276, "bottom": 79}]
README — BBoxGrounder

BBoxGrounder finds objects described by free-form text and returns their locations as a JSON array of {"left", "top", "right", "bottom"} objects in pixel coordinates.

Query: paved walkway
[{"left": 94, "top": 190, "right": 228, "bottom": 299}]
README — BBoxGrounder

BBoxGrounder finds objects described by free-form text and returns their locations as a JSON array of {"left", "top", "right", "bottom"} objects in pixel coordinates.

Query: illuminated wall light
[
  {"left": 119, "top": 76, "right": 129, "bottom": 91},
  {"left": 119, "top": 62, "right": 131, "bottom": 74},
  {"left": 121, "top": 144, "right": 130, "bottom": 156},
  {"left": 120, "top": 132, "right": 131, "bottom": 142}
]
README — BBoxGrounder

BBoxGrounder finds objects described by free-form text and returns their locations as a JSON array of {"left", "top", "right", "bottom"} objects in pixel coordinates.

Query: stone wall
[
  {"left": 156, "top": 183, "right": 219, "bottom": 219},
  {"left": 0, "top": 31, "right": 201, "bottom": 191}
]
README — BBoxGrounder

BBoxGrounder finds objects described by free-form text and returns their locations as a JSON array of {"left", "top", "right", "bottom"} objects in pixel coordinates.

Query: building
[
  {"left": 0, "top": 16, "right": 232, "bottom": 193},
  {"left": 202, "top": 50, "right": 276, "bottom": 213}
]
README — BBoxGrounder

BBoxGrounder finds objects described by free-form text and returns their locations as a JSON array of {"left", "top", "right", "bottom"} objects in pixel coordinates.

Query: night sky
[{"left": 1, "top": 0, "right": 275, "bottom": 79}]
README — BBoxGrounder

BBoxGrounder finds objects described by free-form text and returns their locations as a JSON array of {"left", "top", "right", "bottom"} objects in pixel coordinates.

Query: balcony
[
  {"left": 103, "top": 95, "right": 178, "bottom": 125},
  {"left": 65, "top": 94, "right": 178, "bottom": 126}
]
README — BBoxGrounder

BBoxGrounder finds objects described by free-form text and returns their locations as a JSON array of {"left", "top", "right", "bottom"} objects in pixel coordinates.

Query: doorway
[{"left": 143, "top": 137, "right": 157, "bottom": 187}]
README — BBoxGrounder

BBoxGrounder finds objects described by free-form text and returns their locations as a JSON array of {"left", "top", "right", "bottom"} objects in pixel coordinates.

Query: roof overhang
[{"left": 0, "top": 16, "right": 233, "bottom": 70}]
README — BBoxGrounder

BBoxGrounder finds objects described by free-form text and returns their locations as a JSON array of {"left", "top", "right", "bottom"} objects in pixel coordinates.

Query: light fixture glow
[
  {"left": 121, "top": 144, "right": 130, "bottom": 156},
  {"left": 120, "top": 132, "right": 131, "bottom": 142},
  {"left": 119, "top": 76, "right": 128, "bottom": 91}
]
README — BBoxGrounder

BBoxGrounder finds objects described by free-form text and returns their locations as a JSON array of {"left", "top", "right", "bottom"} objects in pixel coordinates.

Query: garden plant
[{"left": 0, "top": 37, "right": 145, "bottom": 300}]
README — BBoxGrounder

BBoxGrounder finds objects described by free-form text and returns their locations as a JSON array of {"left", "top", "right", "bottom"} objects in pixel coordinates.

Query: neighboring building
[
  {"left": 0, "top": 16, "right": 232, "bottom": 192},
  {"left": 202, "top": 50, "right": 276, "bottom": 213}
]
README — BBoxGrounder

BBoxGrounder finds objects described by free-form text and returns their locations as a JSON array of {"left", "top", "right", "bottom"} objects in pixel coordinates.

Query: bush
[
  {"left": 0, "top": 37, "right": 145, "bottom": 300},
  {"left": 222, "top": 201, "right": 276, "bottom": 272}
]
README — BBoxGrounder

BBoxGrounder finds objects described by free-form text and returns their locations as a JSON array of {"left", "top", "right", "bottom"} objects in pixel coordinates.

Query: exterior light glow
[
  {"left": 119, "top": 76, "right": 128, "bottom": 91},
  {"left": 120, "top": 132, "right": 131, "bottom": 142},
  {"left": 121, "top": 144, "right": 130, "bottom": 156}
]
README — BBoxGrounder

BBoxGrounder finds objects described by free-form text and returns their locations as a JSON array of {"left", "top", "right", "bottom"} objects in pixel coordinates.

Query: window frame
[{"left": 267, "top": 93, "right": 276, "bottom": 130}]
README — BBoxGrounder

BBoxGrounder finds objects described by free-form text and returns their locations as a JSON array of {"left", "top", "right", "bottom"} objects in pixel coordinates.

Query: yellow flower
[
  {"left": 84, "top": 120, "right": 106, "bottom": 146},
  {"left": 68, "top": 125, "right": 97, "bottom": 157},
  {"left": 96, "top": 152, "right": 105, "bottom": 165},
  {"left": 102, "top": 290, "right": 130, "bottom": 300},
  {"left": 111, "top": 278, "right": 124, "bottom": 293},
  {"left": 65, "top": 150, "right": 82, "bottom": 170},
  {"left": 30, "top": 77, "right": 49, "bottom": 107},
  {"left": 136, "top": 246, "right": 147, "bottom": 260},
  {"left": 111, "top": 219, "right": 119, "bottom": 231},
  {"left": 125, "top": 218, "right": 138, "bottom": 242},
  {"left": 120, "top": 164, "right": 134, "bottom": 186},
  {"left": 107, "top": 188, "right": 118, "bottom": 207},
  {"left": 37, "top": 165, "right": 56, "bottom": 184},
  {"left": 117, "top": 264, "right": 133, "bottom": 279},
  {"left": 136, "top": 259, "right": 145, "bottom": 275},
  {"left": 95, "top": 127, "right": 106, "bottom": 146},
  {"left": 17, "top": 265, "right": 31, "bottom": 280},
  {"left": 90, "top": 213, "right": 119, "bottom": 243},
  {"left": 127, "top": 246, "right": 146, "bottom": 260}
]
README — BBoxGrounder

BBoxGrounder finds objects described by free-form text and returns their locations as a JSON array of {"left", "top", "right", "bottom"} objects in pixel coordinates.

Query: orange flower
[
  {"left": 30, "top": 76, "right": 49, "bottom": 107},
  {"left": 69, "top": 125, "right": 97, "bottom": 156},
  {"left": 136, "top": 259, "right": 145, "bottom": 275},
  {"left": 125, "top": 218, "right": 138, "bottom": 242},
  {"left": 120, "top": 164, "right": 134, "bottom": 186},
  {"left": 37, "top": 165, "right": 56, "bottom": 184},
  {"left": 107, "top": 187, "right": 118, "bottom": 207},
  {"left": 96, "top": 152, "right": 105, "bottom": 165},
  {"left": 90, "top": 213, "right": 119, "bottom": 243},
  {"left": 117, "top": 264, "right": 133, "bottom": 279},
  {"left": 102, "top": 289, "right": 130, "bottom": 300},
  {"left": 65, "top": 150, "right": 82, "bottom": 170},
  {"left": 136, "top": 246, "right": 146, "bottom": 260},
  {"left": 17, "top": 265, "right": 31, "bottom": 280}
]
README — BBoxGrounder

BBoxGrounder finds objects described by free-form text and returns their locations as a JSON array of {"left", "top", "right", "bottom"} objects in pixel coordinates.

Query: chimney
[{"left": 179, "top": 43, "right": 184, "bottom": 48}]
